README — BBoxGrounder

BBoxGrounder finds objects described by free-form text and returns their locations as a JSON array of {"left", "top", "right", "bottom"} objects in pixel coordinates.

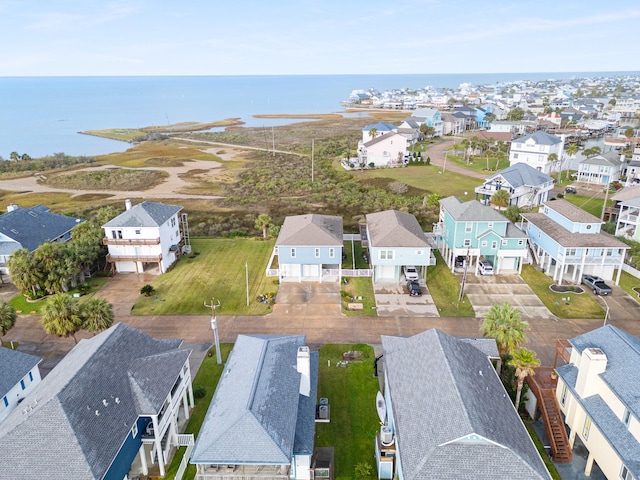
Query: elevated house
[
  {"left": 103, "top": 200, "right": 185, "bottom": 274},
  {"left": 0, "top": 347, "right": 41, "bottom": 423},
  {"left": 577, "top": 152, "right": 624, "bottom": 185},
  {"left": 357, "top": 132, "right": 407, "bottom": 168},
  {"left": 555, "top": 325, "right": 640, "bottom": 479},
  {"left": 0, "top": 204, "right": 83, "bottom": 274},
  {"left": 509, "top": 131, "right": 565, "bottom": 174},
  {"left": 375, "top": 329, "right": 551, "bottom": 480},
  {"left": 435, "top": 196, "right": 528, "bottom": 275},
  {"left": 269, "top": 214, "right": 343, "bottom": 282},
  {"left": 521, "top": 199, "right": 628, "bottom": 284},
  {"left": 615, "top": 195, "right": 640, "bottom": 240},
  {"left": 190, "top": 334, "right": 318, "bottom": 480},
  {"left": 365, "top": 210, "right": 434, "bottom": 283},
  {"left": 361, "top": 122, "right": 397, "bottom": 142},
  {"left": 0, "top": 323, "right": 194, "bottom": 479},
  {"left": 475, "top": 163, "right": 554, "bottom": 208},
  {"left": 411, "top": 108, "right": 443, "bottom": 137}
]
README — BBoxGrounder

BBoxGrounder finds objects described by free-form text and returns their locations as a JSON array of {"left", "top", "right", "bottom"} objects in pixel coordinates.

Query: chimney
[
  {"left": 297, "top": 346, "right": 310, "bottom": 397},
  {"left": 7, "top": 204, "right": 18, "bottom": 212},
  {"left": 575, "top": 347, "right": 607, "bottom": 398},
  {"left": 125, "top": 199, "right": 132, "bottom": 211}
]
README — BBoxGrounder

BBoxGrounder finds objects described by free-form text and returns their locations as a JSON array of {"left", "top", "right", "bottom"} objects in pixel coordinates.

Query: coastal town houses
[
  {"left": 411, "top": 108, "right": 443, "bottom": 137},
  {"left": 555, "top": 325, "right": 640, "bottom": 480},
  {"left": 0, "top": 203, "right": 83, "bottom": 275},
  {"left": 364, "top": 210, "right": 434, "bottom": 283},
  {"left": 103, "top": 200, "right": 184, "bottom": 274},
  {"left": 190, "top": 334, "right": 318, "bottom": 480},
  {"left": 0, "top": 323, "right": 194, "bottom": 479},
  {"left": 441, "top": 111, "right": 465, "bottom": 135},
  {"left": 375, "top": 329, "right": 551, "bottom": 480},
  {"left": 576, "top": 152, "right": 625, "bottom": 185},
  {"left": 357, "top": 132, "right": 407, "bottom": 168},
  {"left": 475, "top": 163, "right": 554, "bottom": 209},
  {"left": 435, "top": 196, "right": 528, "bottom": 275},
  {"left": 508, "top": 131, "right": 565, "bottom": 174},
  {"left": 614, "top": 194, "right": 640, "bottom": 241},
  {"left": 521, "top": 199, "right": 629, "bottom": 285},
  {"left": 0, "top": 347, "right": 41, "bottom": 423},
  {"left": 622, "top": 147, "right": 640, "bottom": 186},
  {"left": 269, "top": 214, "right": 343, "bottom": 282}
]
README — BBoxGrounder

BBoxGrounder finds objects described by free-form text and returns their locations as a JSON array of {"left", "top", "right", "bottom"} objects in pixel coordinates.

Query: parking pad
[{"left": 374, "top": 283, "right": 440, "bottom": 317}]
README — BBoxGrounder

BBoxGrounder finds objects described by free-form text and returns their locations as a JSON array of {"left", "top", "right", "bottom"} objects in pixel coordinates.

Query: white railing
[
  {"left": 175, "top": 441, "right": 195, "bottom": 480},
  {"left": 177, "top": 433, "right": 194, "bottom": 446},
  {"left": 343, "top": 234, "right": 361, "bottom": 241},
  {"left": 322, "top": 269, "right": 340, "bottom": 276},
  {"left": 342, "top": 269, "right": 373, "bottom": 277},
  {"left": 622, "top": 263, "right": 640, "bottom": 279},
  {"left": 266, "top": 268, "right": 279, "bottom": 277}
]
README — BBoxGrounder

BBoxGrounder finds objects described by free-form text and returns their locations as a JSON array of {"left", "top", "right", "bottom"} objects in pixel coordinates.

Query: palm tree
[
  {"left": 481, "top": 302, "right": 529, "bottom": 374},
  {"left": 564, "top": 143, "right": 579, "bottom": 182},
  {"left": 0, "top": 300, "right": 17, "bottom": 337},
  {"left": 509, "top": 348, "right": 540, "bottom": 409},
  {"left": 41, "top": 294, "right": 83, "bottom": 344},
  {"left": 7, "top": 249, "right": 42, "bottom": 297},
  {"left": 9, "top": 151, "right": 19, "bottom": 162},
  {"left": 368, "top": 127, "right": 377, "bottom": 141},
  {"left": 81, "top": 298, "right": 114, "bottom": 334},
  {"left": 491, "top": 189, "right": 511, "bottom": 209},
  {"left": 254, "top": 214, "right": 272, "bottom": 239}
]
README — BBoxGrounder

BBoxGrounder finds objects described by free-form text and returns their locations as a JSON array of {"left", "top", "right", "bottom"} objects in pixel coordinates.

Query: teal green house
[{"left": 435, "top": 196, "right": 528, "bottom": 275}]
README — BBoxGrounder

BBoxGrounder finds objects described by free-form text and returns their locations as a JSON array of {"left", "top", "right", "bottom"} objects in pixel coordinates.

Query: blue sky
[{"left": 1, "top": 0, "right": 639, "bottom": 76}]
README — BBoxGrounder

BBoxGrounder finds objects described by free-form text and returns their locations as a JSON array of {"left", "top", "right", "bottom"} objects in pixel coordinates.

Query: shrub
[
  {"left": 77, "top": 282, "right": 91, "bottom": 294},
  {"left": 193, "top": 385, "right": 207, "bottom": 399},
  {"left": 355, "top": 462, "right": 374, "bottom": 480},
  {"left": 140, "top": 284, "right": 155, "bottom": 297}
]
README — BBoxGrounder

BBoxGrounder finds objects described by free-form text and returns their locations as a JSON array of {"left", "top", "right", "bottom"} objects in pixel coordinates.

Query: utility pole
[
  {"left": 601, "top": 183, "right": 610, "bottom": 222},
  {"left": 245, "top": 262, "right": 249, "bottom": 307},
  {"left": 458, "top": 248, "right": 470, "bottom": 302},
  {"left": 204, "top": 298, "right": 222, "bottom": 364}
]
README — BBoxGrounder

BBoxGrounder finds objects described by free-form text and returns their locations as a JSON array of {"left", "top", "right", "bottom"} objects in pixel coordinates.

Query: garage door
[
  {"left": 499, "top": 257, "right": 517, "bottom": 271},
  {"left": 302, "top": 264, "right": 319, "bottom": 278},
  {"left": 377, "top": 264, "right": 396, "bottom": 281},
  {"left": 281, "top": 264, "right": 301, "bottom": 278}
]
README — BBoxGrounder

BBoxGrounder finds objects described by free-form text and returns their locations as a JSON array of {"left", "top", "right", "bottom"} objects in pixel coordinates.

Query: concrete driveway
[
  {"left": 373, "top": 283, "right": 440, "bottom": 317},
  {"left": 270, "top": 281, "right": 342, "bottom": 316},
  {"left": 461, "top": 274, "right": 556, "bottom": 319},
  {"left": 588, "top": 284, "right": 640, "bottom": 322}
]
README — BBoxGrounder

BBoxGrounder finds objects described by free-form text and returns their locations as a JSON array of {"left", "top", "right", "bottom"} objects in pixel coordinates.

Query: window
[
  {"left": 379, "top": 250, "right": 394, "bottom": 260},
  {"left": 329, "top": 248, "right": 335, "bottom": 258},
  {"left": 315, "top": 248, "right": 320, "bottom": 258},
  {"left": 621, "top": 465, "right": 636, "bottom": 480},
  {"left": 502, "top": 239, "right": 508, "bottom": 246},
  {"left": 566, "top": 248, "right": 577, "bottom": 257},
  {"left": 463, "top": 239, "right": 471, "bottom": 247},
  {"left": 291, "top": 248, "right": 296, "bottom": 258},
  {"left": 583, "top": 416, "right": 591, "bottom": 439},
  {"left": 3, "top": 396, "right": 7, "bottom": 407},
  {"left": 481, "top": 241, "right": 487, "bottom": 247},
  {"left": 416, "top": 250, "right": 423, "bottom": 256},
  {"left": 560, "top": 384, "right": 568, "bottom": 406},
  {"left": 623, "top": 408, "right": 631, "bottom": 427},
  {"left": 488, "top": 222, "right": 494, "bottom": 228},
  {"left": 491, "top": 241, "right": 497, "bottom": 249},
  {"left": 465, "top": 222, "right": 473, "bottom": 233},
  {"left": 518, "top": 239, "right": 524, "bottom": 246},
  {"left": 20, "top": 379, "right": 25, "bottom": 390},
  {"left": 132, "top": 423, "right": 138, "bottom": 438},
  {"left": 135, "top": 229, "right": 141, "bottom": 235},
  {"left": 513, "top": 153, "right": 519, "bottom": 159},
  {"left": 29, "top": 371, "right": 33, "bottom": 382},
  {"left": 176, "top": 230, "right": 179, "bottom": 238}
]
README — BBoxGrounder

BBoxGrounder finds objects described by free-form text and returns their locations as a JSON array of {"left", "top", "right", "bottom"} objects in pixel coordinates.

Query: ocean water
[{"left": 0, "top": 72, "right": 637, "bottom": 158}]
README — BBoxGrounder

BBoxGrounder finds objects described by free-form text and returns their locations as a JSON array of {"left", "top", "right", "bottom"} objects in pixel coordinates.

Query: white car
[{"left": 403, "top": 265, "right": 419, "bottom": 281}]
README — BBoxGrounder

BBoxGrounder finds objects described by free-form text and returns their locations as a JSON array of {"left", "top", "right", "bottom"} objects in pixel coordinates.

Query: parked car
[
  {"left": 564, "top": 186, "right": 577, "bottom": 194},
  {"left": 581, "top": 274, "right": 612, "bottom": 295},
  {"left": 478, "top": 259, "right": 494, "bottom": 275},
  {"left": 407, "top": 280, "right": 422, "bottom": 296},
  {"left": 403, "top": 265, "right": 419, "bottom": 281}
]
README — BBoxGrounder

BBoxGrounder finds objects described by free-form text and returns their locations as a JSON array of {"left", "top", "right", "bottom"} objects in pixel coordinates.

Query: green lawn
[
  {"left": 617, "top": 270, "right": 640, "bottom": 301},
  {"left": 521, "top": 265, "right": 604, "bottom": 319},
  {"left": 426, "top": 251, "right": 475, "bottom": 317},
  {"left": 131, "top": 238, "right": 278, "bottom": 315},
  {"left": 561, "top": 194, "right": 607, "bottom": 218},
  {"left": 315, "top": 344, "right": 380, "bottom": 480},
  {"left": 165, "top": 344, "right": 233, "bottom": 480},
  {"left": 341, "top": 277, "right": 376, "bottom": 316},
  {"left": 444, "top": 152, "right": 511, "bottom": 174},
  {"left": 10, "top": 277, "right": 109, "bottom": 315}
]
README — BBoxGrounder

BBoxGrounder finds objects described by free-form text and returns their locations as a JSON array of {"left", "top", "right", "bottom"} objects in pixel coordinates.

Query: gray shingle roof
[
  {"left": 543, "top": 199, "right": 601, "bottom": 224},
  {"left": 0, "top": 323, "right": 190, "bottom": 480},
  {"left": 365, "top": 210, "right": 430, "bottom": 248},
  {"left": 363, "top": 131, "right": 403, "bottom": 148},
  {"left": 515, "top": 131, "right": 562, "bottom": 146},
  {"left": 439, "top": 196, "right": 509, "bottom": 223},
  {"left": 580, "top": 151, "right": 624, "bottom": 167},
  {"left": 0, "top": 347, "right": 41, "bottom": 398},
  {"left": 0, "top": 204, "right": 83, "bottom": 252},
  {"left": 191, "top": 334, "right": 317, "bottom": 465},
  {"left": 102, "top": 201, "right": 182, "bottom": 228},
  {"left": 276, "top": 214, "right": 343, "bottom": 246},
  {"left": 382, "top": 329, "right": 550, "bottom": 480},
  {"left": 487, "top": 163, "right": 553, "bottom": 189}
]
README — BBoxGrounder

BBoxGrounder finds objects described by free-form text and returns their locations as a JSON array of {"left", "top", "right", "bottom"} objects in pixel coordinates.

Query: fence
[
  {"left": 175, "top": 434, "right": 195, "bottom": 480},
  {"left": 622, "top": 263, "right": 640, "bottom": 279},
  {"left": 342, "top": 269, "right": 373, "bottom": 277}
]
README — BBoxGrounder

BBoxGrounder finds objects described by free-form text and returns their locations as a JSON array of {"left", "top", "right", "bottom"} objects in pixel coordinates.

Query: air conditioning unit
[
  {"left": 318, "top": 405, "right": 329, "bottom": 419},
  {"left": 380, "top": 425, "right": 393, "bottom": 445}
]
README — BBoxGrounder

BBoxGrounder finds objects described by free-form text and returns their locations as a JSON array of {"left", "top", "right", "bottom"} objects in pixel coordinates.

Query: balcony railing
[
  {"left": 106, "top": 253, "right": 162, "bottom": 263},
  {"left": 103, "top": 237, "right": 160, "bottom": 246}
]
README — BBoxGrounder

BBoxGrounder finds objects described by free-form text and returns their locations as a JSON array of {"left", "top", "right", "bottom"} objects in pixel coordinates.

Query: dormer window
[{"left": 623, "top": 408, "right": 631, "bottom": 427}]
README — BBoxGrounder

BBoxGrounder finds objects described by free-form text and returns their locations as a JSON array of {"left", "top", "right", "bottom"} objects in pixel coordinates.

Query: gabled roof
[
  {"left": 191, "top": 334, "right": 318, "bottom": 464},
  {"left": 580, "top": 151, "right": 623, "bottom": 167},
  {"left": 0, "top": 323, "right": 190, "bottom": 480},
  {"left": 486, "top": 163, "right": 553, "bottom": 189},
  {"left": 542, "top": 199, "right": 600, "bottom": 224},
  {"left": 413, "top": 108, "right": 440, "bottom": 118},
  {"left": 514, "top": 131, "right": 562, "bottom": 146},
  {"left": 439, "top": 196, "right": 508, "bottom": 223},
  {"left": 276, "top": 214, "right": 343, "bottom": 247},
  {"left": 401, "top": 117, "right": 422, "bottom": 129},
  {"left": 365, "top": 210, "right": 430, "bottom": 248},
  {"left": 0, "top": 347, "right": 41, "bottom": 398},
  {"left": 382, "top": 329, "right": 550, "bottom": 479},
  {"left": 0, "top": 204, "right": 83, "bottom": 252},
  {"left": 363, "top": 131, "right": 404, "bottom": 148},
  {"left": 362, "top": 122, "right": 396, "bottom": 132},
  {"left": 102, "top": 201, "right": 182, "bottom": 228}
]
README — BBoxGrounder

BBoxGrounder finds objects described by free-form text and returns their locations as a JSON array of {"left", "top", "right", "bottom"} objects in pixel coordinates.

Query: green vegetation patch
[
  {"left": 341, "top": 277, "right": 376, "bottom": 316},
  {"left": 521, "top": 265, "right": 604, "bottom": 319},
  {"left": 426, "top": 252, "right": 474, "bottom": 317},
  {"left": 561, "top": 194, "right": 607, "bottom": 218},
  {"left": 617, "top": 270, "right": 640, "bottom": 301},
  {"left": 82, "top": 129, "right": 146, "bottom": 142},
  {"left": 131, "top": 238, "right": 278, "bottom": 315},
  {"left": 45, "top": 168, "right": 168, "bottom": 191}
]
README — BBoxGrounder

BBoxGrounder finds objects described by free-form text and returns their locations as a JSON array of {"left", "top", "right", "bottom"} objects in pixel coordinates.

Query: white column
[
  {"left": 584, "top": 451, "right": 594, "bottom": 476},
  {"left": 152, "top": 416, "right": 165, "bottom": 477},
  {"left": 182, "top": 388, "right": 190, "bottom": 420},
  {"left": 616, "top": 251, "right": 624, "bottom": 285},
  {"left": 139, "top": 444, "right": 148, "bottom": 475},
  {"left": 568, "top": 428, "right": 576, "bottom": 448}
]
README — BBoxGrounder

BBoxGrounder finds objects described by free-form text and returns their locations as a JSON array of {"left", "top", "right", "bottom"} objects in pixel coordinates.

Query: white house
[
  {"left": 475, "top": 162, "right": 554, "bottom": 208},
  {"left": 509, "top": 131, "right": 565, "bottom": 174},
  {"left": 555, "top": 325, "right": 640, "bottom": 480},
  {"left": 103, "top": 200, "right": 184, "bottom": 274},
  {"left": 361, "top": 122, "right": 397, "bottom": 143},
  {"left": 615, "top": 196, "right": 640, "bottom": 240},
  {"left": 357, "top": 132, "right": 407, "bottom": 168},
  {"left": 0, "top": 347, "right": 41, "bottom": 423},
  {"left": 577, "top": 152, "right": 624, "bottom": 185}
]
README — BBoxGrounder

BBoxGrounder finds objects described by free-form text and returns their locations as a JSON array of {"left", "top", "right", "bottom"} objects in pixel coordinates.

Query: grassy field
[
  {"left": 562, "top": 193, "right": 606, "bottom": 218},
  {"left": 46, "top": 168, "right": 168, "bottom": 191},
  {"left": 444, "top": 152, "right": 511, "bottom": 174},
  {"left": 426, "top": 252, "right": 475, "bottom": 317},
  {"left": 131, "top": 238, "right": 278, "bottom": 315},
  {"left": 521, "top": 265, "right": 604, "bottom": 319},
  {"left": 341, "top": 277, "right": 376, "bottom": 316},
  {"left": 617, "top": 270, "right": 640, "bottom": 300},
  {"left": 315, "top": 344, "right": 380, "bottom": 480}
]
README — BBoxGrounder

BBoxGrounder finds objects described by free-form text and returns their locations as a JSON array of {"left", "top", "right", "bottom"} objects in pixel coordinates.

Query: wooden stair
[{"left": 539, "top": 388, "right": 572, "bottom": 463}]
